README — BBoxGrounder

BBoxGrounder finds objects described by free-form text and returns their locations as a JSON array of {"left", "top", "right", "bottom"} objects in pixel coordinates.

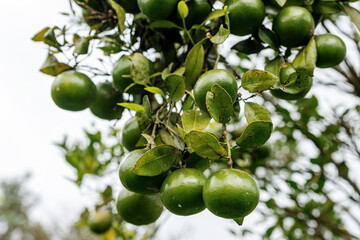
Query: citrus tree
[{"left": 33, "top": 0, "right": 360, "bottom": 239}]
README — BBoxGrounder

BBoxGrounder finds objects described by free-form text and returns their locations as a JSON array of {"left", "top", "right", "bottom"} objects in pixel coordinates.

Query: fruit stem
[
  {"left": 223, "top": 124, "right": 233, "bottom": 168},
  {"left": 182, "top": 18, "right": 195, "bottom": 45}
]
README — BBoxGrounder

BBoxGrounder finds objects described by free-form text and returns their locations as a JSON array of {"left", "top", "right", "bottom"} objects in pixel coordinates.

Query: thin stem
[
  {"left": 182, "top": 18, "right": 195, "bottom": 45},
  {"left": 223, "top": 124, "right": 232, "bottom": 168}
]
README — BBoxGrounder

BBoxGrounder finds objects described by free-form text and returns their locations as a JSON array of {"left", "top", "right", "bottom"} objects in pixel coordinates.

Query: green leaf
[
  {"left": 184, "top": 153, "right": 212, "bottom": 171},
  {"left": 181, "top": 110, "right": 211, "bottom": 132},
  {"left": 178, "top": 1, "right": 189, "bottom": 19},
  {"left": 165, "top": 74, "right": 185, "bottom": 101},
  {"left": 206, "top": 84, "right": 234, "bottom": 123},
  {"left": 185, "top": 41, "right": 204, "bottom": 89},
  {"left": 118, "top": 103, "right": 145, "bottom": 112},
  {"left": 314, "top": 1, "right": 342, "bottom": 15},
  {"left": 133, "top": 145, "right": 179, "bottom": 176},
  {"left": 244, "top": 102, "right": 271, "bottom": 123},
  {"left": 136, "top": 110, "right": 152, "bottom": 131},
  {"left": 73, "top": 37, "right": 89, "bottom": 55},
  {"left": 183, "top": 95, "right": 195, "bottom": 110},
  {"left": 43, "top": 28, "right": 61, "bottom": 49},
  {"left": 144, "top": 87, "right": 166, "bottom": 98},
  {"left": 187, "top": 130, "right": 227, "bottom": 160},
  {"left": 258, "top": 27, "right": 279, "bottom": 50},
  {"left": 275, "top": 0, "right": 286, "bottom": 7},
  {"left": 292, "top": 38, "right": 317, "bottom": 76},
  {"left": 40, "top": 54, "right": 72, "bottom": 76},
  {"left": 234, "top": 217, "right": 244, "bottom": 226},
  {"left": 130, "top": 53, "right": 151, "bottom": 85},
  {"left": 265, "top": 56, "right": 285, "bottom": 77},
  {"left": 32, "top": 27, "right": 51, "bottom": 42},
  {"left": 201, "top": 9, "right": 225, "bottom": 25},
  {"left": 210, "top": 25, "right": 230, "bottom": 45},
  {"left": 241, "top": 69, "right": 279, "bottom": 93},
  {"left": 108, "top": 0, "right": 126, "bottom": 33},
  {"left": 149, "top": 20, "right": 182, "bottom": 29},
  {"left": 231, "top": 39, "right": 265, "bottom": 55},
  {"left": 235, "top": 121, "right": 273, "bottom": 148},
  {"left": 281, "top": 69, "right": 311, "bottom": 94},
  {"left": 344, "top": 6, "right": 360, "bottom": 32}
]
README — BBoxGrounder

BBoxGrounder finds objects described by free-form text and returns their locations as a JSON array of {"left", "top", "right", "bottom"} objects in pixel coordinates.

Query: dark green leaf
[
  {"left": 282, "top": 69, "right": 311, "bottom": 94},
  {"left": 184, "top": 153, "right": 212, "bottom": 171},
  {"left": 235, "top": 121, "right": 273, "bottom": 148},
  {"left": 165, "top": 74, "right": 185, "bottom": 101},
  {"left": 206, "top": 84, "right": 234, "bottom": 123},
  {"left": 187, "top": 130, "right": 227, "bottom": 160},
  {"left": 314, "top": 2, "right": 342, "bottom": 14},
  {"left": 258, "top": 27, "right": 279, "bottom": 50},
  {"left": 185, "top": 41, "right": 205, "bottom": 89},
  {"left": 149, "top": 20, "right": 182, "bottom": 29},
  {"left": 133, "top": 145, "right": 180, "bottom": 176},
  {"left": 231, "top": 39, "right": 264, "bottom": 55},
  {"left": 242, "top": 69, "right": 279, "bottom": 93}
]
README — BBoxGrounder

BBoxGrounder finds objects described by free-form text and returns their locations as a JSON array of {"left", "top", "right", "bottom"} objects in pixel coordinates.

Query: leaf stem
[{"left": 223, "top": 124, "right": 233, "bottom": 168}]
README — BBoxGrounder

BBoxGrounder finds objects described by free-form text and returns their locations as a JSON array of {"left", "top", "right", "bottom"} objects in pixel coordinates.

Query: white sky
[{"left": 1, "top": 1, "right": 359, "bottom": 239}]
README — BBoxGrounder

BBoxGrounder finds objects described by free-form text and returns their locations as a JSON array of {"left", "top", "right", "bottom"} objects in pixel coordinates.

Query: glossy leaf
[
  {"left": 144, "top": 87, "right": 166, "bottom": 98},
  {"left": 181, "top": 110, "right": 211, "bottom": 132},
  {"left": 32, "top": 27, "right": 51, "bottom": 42},
  {"left": 231, "top": 39, "right": 264, "bottom": 55},
  {"left": 265, "top": 56, "right": 285, "bottom": 77},
  {"left": 118, "top": 103, "right": 145, "bottom": 112},
  {"left": 108, "top": 0, "right": 126, "bottom": 33},
  {"left": 185, "top": 41, "right": 204, "bottom": 89},
  {"left": 133, "top": 145, "right": 179, "bottom": 176},
  {"left": 242, "top": 69, "right": 279, "bottom": 93},
  {"left": 187, "top": 130, "right": 227, "bottom": 160},
  {"left": 281, "top": 69, "right": 311, "bottom": 94},
  {"left": 206, "top": 84, "right": 234, "bottom": 123},
  {"left": 245, "top": 102, "right": 271, "bottom": 123},
  {"left": 210, "top": 25, "right": 230, "bottom": 45},
  {"left": 165, "top": 74, "right": 185, "bottom": 101},
  {"left": 235, "top": 121, "right": 273, "bottom": 148},
  {"left": 292, "top": 38, "right": 317, "bottom": 76},
  {"left": 178, "top": 1, "right": 189, "bottom": 19},
  {"left": 201, "top": 9, "right": 225, "bottom": 25},
  {"left": 258, "top": 27, "right": 279, "bottom": 50},
  {"left": 40, "top": 54, "right": 72, "bottom": 76},
  {"left": 130, "top": 53, "right": 151, "bottom": 85}
]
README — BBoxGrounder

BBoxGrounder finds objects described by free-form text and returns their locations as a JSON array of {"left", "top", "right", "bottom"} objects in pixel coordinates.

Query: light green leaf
[
  {"left": 130, "top": 53, "right": 151, "bottom": 85},
  {"left": 344, "top": 6, "right": 360, "bottom": 32},
  {"left": 181, "top": 110, "right": 211, "bottom": 132},
  {"left": 165, "top": 74, "right": 185, "bottom": 101},
  {"left": 144, "top": 87, "right": 166, "bottom": 98},
  {"left": 118, "top": 103, "right": 145, "bottom": 112},
  {"left": 275, "top": 0, "right": 287, "bottom": 7},
  {"left": 185, "top": 41, "right": 204, "bottom": 89},
  {"left": 244, "top": 102, "right": 271, "bottom": 123},
  {"left": 178, "top": 1, "right": 189, "bottom": 19},
  {"left": 210, "top": 25, "right": 230, "bottom": 45},
  {"left": 133, "top": 145, "right": 180, "bottom": 176},
  {"left": 201, "top": 9, "right": 225, "bottom": 25},
  {"left": 73, "top": 37, "right": 90, "bottom": 55},
  {"left": 40, "top": 54, "right": 72, "bottom": 76},
  {"left": 265, "top": 56, "right": 285, "bottom": 77},
  {"left": 241, "top": 69, "right": 279, "bottom": 93},
  {"left": 32, "top": 27, "right": 51, "bottom": 42},
  {"left": 206, "top": 84, "right": 234, "bottom": 123},
  {"left": 281, "top": 69, "right": 312, "bottom": 94},
  {"left": 108, "top": 0, "right": 126, "bottom": 33},
  {"left": 292, "top": 38, "right": 317, "bottom": 76},
  {"left": 187, "top": 130, "right": 227, "bottom": 160}
]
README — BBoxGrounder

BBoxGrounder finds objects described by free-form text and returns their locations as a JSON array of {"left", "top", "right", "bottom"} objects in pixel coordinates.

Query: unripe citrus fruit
[
  {"left": 202, "top": 168, "right": 260, "bottom": 219},
  {"left": 226, "top": 0, "right": 265, "bottom": 36},
  {"left": 119, "top": 149, "right": 167, "bottom": 194},
  {"left": 160, "top": 168, "right": 206, "bottom": 216},
  {"left": 90, "top": 81, "right": 124, "bottom": 120},
  {"left": 121, "top": 117, "right": 143, "bottom": 151},
  {"left": 273, "top": 6, "right": 314, "bottom": 47},
  {"left": 88, "top": 209, "right": 113, "bottom": 234},
  {"left": 315, "top": 34, "right": 346, "bottom": 68},
  {"left": 137, "top": 0, "right": 178, "bottom": 20},
  {"left": 116, "top": 0, "right": 140, "bottom": 14},
  {"left": 185, "top": 0, "right": 212, "bottom": 27},
  {"left": 116, "top": 189, "right": 163, "bottom": 225},
  {"left": 51, "top": 70, "right": 97, "bottom": 111},
  {"left": 193, "top": 69, "right": 238, "bottom": 111}
]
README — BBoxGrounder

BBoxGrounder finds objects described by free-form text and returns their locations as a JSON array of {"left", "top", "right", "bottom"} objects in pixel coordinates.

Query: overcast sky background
[{"left": 1, "top": 1, "right": 359, "bottom": 239}]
